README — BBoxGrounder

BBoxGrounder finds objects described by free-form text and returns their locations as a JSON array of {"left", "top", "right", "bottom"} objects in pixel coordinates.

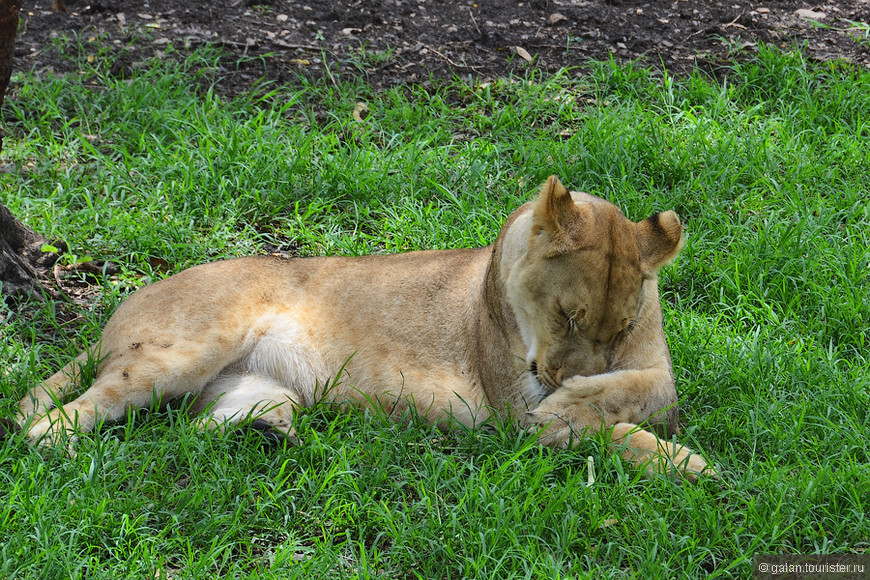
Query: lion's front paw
[
  {"left": 522, "top": 409, "right": 595, "bottom": 448},
  {"left": 522, "top": 408, "right": 567, "bottom": 432},
  {"left": 610, "top": 424, "right": 716, "bottom": 482},
  {"left": 676, "top": 450, "right": 717, "bottom": 482},
  {"left": 523, "top": 390, "right": 607, "bottom": 446}
]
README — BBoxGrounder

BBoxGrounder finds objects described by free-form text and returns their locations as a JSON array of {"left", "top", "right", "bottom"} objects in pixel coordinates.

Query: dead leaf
[
  {"left": 290, "top": 58, "right": 309, "bottom": 66},
  {"left": 548, "top": 13, "right": 567, "bottom": 25},
  {"left": 795, "top": 8, "right": 826, "bottom": 19},
  {"left": 341, "top": 27, "right": 362, "bottom": 35},
  {"left": 55, "top": 261, "right": 121, "bottom": 286},
  {"left": 352, "top": 102, "right": 370, "bottom": 122},
  {"left": 515, "top": 46, "right": 533, "bottom": 62},
  {"left": 148, "top": 257, "right": 171, "bottom": 274},
  {"left": 116, "top": 12, "right": 126, "bottom": 26}
]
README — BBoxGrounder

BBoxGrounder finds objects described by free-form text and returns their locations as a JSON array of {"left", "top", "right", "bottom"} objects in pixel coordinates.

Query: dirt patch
[{"left": 11, "top": 0, "right": 870, "bottom": 95}]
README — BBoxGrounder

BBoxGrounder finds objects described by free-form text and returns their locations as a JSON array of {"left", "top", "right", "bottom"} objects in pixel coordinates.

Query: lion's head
[{"left": 506, "top": 176, "right": 684, "bottom": 392}]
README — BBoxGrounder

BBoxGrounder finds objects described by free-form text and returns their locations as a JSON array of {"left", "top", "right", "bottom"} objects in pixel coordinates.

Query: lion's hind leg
[
  {"left": 24, "top": 365, "right": 169, "bottom": 448},
  {"left": 22, "top": 342, "right": 238, "bottom": 448},
  {"left": 18, "top": 348, "right": 97, "bottom": 421},
  {"left": 191, "top": 372, "right": 303, "bottom": 445}
]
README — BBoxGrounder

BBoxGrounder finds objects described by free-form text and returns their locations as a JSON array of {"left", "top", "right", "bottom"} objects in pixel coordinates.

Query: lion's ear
[
  {"left": 531, "top": 176, "right": 587, "bottom": 248},
  {"left": 635, "top": 211, "right": 684, "bottom": 272}
]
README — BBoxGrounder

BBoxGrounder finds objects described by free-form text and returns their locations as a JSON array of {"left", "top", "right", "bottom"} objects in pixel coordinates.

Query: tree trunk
[
  {"left": 0, "top": 0, "right": 22, "bottom": 151},
  {"left": 0, "top": 202, "right": 67, "bottom": 299},
  {"left": 0, "top": 0, "right": 65, "bottom": 301}
]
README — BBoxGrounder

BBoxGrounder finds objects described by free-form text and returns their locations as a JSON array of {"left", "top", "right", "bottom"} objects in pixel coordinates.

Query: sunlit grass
[{"left": 1, "top": 40, "right": 868, "bottom": 578}]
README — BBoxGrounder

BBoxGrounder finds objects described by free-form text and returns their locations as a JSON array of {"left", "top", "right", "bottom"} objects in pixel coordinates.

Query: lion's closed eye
[
  {"left": 562, "top": 308, "right": 586, "bottom": 334},
  {"left": 566, "top": 314, "right": 578, "bottom": 334},
  {"left": 560, "top": 308, "right": 586, "bottom": 336}
]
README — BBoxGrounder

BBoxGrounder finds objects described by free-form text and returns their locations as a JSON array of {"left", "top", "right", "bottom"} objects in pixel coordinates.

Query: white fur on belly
[{"left": 239, "top": 312, "right": 329, "bottom": 406}]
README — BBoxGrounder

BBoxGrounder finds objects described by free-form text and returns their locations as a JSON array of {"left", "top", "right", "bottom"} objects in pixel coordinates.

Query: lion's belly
[
  {"left": 332, "top": 365, "right": 491, "bottom": 429},
  {"left": 226, "top": 311, "right": 490, "bottom": 428}
]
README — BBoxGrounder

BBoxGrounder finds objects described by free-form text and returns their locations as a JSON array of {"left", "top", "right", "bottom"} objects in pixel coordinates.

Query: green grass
[{"left": 1, "top": 40, "right": 868, "bottom": 578}]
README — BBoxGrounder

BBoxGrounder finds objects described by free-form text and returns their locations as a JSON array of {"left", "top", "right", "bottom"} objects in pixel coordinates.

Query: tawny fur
[{"left": 15, "top": 176, "right": 712, "bottom": 480}]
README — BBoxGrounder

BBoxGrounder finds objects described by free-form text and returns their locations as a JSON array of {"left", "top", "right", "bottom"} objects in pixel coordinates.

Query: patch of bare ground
[{"left": 11, "top": 0, "right": 870, "bottom": 96}]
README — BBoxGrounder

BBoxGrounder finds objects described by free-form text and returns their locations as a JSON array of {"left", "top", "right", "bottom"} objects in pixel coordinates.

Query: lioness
[{"left": 6, "top": 177, "right": 712, "bottom": 479}]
